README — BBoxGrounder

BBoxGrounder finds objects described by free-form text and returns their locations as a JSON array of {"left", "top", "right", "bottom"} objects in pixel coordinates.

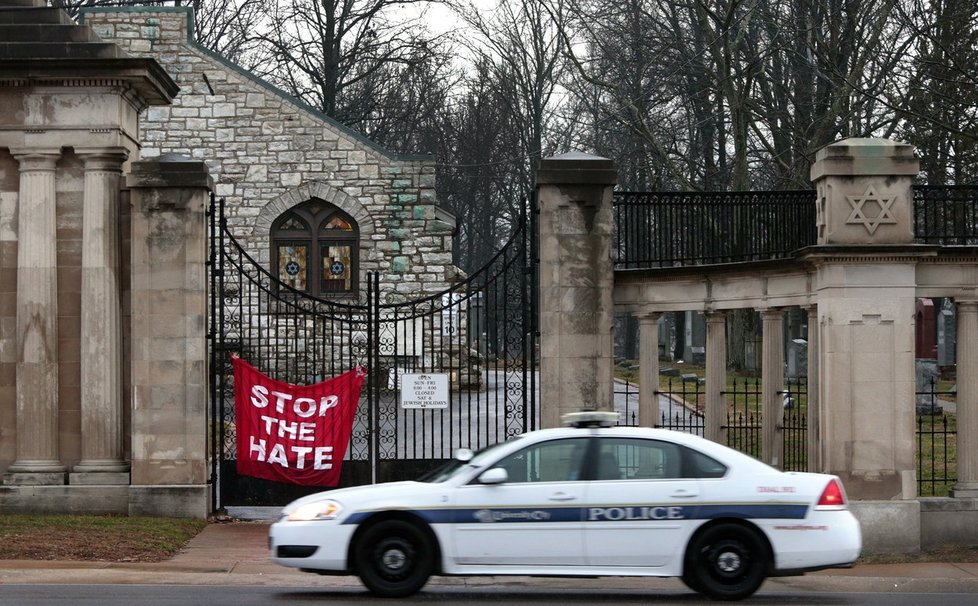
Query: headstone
[
  {"left": 787, "top": 338, "right": 808, "bottom": 378},
  {"left": 690, "top": 312, "right": 706, "bottom": 364},
  {"left": 938, "top": 298, "right": 956, "bottom": 366},
  {"left": 915, "top": 359, "right": 940, "bottom": 415}
]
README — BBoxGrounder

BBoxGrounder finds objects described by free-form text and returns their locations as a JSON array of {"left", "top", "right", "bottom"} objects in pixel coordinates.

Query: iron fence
[
  {"left": 781, "top": 377, "right": 808, "bottom": 472},
  {"left": 723, "top": 377, "right": 762, "bottom": 459},
  {"left": 657, "top": 375, "right": 705, "bottom": 435},
  {"left": 914, "top": 185, "right": 978, "bottom": 245},
  {"left": 612, "top": 185, "right": 978, "bottom": 269},
  {"left": 614, "top": 376, "right": 640, "bottom": 426},
  {"left": 612, "top": 191, "right": 816, "bottom": 268},
  {"left": 915, "top": 378, "right": 957, "bottom": 496}
]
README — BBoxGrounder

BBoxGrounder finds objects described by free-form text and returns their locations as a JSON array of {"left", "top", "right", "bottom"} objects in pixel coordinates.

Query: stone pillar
[
  {"left": 805, "top": 305, "right": 822, "bottom": 472},
  {"left": 704, "top": 311, "right": 727, "bottom": 444},
  {"left": 5, "top": 150, "right": 65, "bottom": 484},
  {"left": 953, "top": 300, "right": 978, "bottom": 497},
  {"left": 127, "top": 155, "right": 212, "bottom": 518},
  {"left": 638, "top": 311, "right": 662, "bottom": 427},
  {"left": 71, "top": 150, "right": 130, "bottom": 482},
  {"left": 536, "top": 153, "right": 618, "bottom": 428},
  {"left": 761, "top": 308, "right": 785, "bottom": 468},
  {"left": 809, "top": 138, "right": 919, "bottom": 500}
]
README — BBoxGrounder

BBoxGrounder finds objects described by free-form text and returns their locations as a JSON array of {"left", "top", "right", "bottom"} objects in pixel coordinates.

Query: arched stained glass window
[
  {"left": 271, "top": 200, "right": 359, "bottom": 297},
  {"left": 279, "top": 216, "right": 308, "bottom": 231},
  {"left": 323, "top": 216, "right": 353, "bottom": 231}
]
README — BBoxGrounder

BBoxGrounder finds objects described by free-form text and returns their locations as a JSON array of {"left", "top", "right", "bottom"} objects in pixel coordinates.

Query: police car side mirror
[{"left": 478, "top": 467, "right": 508, "bottom": 485}]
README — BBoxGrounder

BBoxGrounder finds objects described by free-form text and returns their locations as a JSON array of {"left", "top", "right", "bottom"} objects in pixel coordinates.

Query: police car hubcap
[
  {"left": 382, "top": 548, "right": 407, "bottom": 571},
  {"left": 717, "top": 550, "right": 741, "bottom": 573}
]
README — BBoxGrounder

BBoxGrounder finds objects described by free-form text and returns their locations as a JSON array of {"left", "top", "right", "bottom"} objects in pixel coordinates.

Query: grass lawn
[{"left": 0, "top": 515, "right": 207, "bottom": 562}]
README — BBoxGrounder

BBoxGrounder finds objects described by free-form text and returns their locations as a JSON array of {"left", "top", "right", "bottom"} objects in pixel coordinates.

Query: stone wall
[{"left": 81, "top": 7, "right": 457, "bottom": 301}]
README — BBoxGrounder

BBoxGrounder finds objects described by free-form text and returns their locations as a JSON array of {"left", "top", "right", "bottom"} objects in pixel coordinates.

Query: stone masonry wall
[{"left": 82, "top": 7, "right": 456, "bottom": 301}]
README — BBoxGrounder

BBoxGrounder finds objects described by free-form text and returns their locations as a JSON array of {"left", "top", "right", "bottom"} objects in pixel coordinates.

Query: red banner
[{"left": 233, "top": 355, "right": 366, "bottom": 486}]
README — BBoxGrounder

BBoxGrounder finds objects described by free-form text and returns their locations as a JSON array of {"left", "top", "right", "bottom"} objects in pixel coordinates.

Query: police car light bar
[{"left": 562, "top": 411, "right": 620, "bottom": 428}]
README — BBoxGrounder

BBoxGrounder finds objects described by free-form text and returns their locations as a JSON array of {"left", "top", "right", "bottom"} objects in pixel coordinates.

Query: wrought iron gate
[{"left": 208, "top": 196, "right": 538, "bottom": 508}]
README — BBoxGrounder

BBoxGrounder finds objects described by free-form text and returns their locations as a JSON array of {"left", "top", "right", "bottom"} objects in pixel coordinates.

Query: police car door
[
  {"left": 451, "top": 437, "right": 590, "bottom": 567},
  {"left": 584, "top": 437, "right": 701, "bottom": 568}
]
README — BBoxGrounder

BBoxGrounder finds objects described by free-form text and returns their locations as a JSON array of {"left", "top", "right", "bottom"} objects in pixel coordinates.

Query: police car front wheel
[
  {"left": 686, "top": 523, "right": 769, "bottom": 601},
  {"left": 353, "top": 519, "right": 434, "bottom": 598}
]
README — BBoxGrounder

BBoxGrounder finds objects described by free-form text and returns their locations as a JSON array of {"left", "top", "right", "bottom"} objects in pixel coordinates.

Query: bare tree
[
  {"left": 189, "top": 0, "right": 270, "bottom": 67},
  {"left": 896, "top": 0, "right": 978, "bottom": 184},
  {"left": 343, "top": 34, "right": 460, "bottom": 154},
  {"left": 556, "top": 0, "right": 919, "bottom": 189},
  {"left": 437, "top": 59, "right": 528, "bottom": 271},
  {"left": 251, "top": 0, "right": 445, "bottom": 128},
  {"left": 452, "top": 0, "right": 568, "bottom": 189}
]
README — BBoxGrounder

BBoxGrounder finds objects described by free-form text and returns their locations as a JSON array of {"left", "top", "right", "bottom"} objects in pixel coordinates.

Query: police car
[{"left": 269, "top": 411, "right": 861, "bottom": 600}]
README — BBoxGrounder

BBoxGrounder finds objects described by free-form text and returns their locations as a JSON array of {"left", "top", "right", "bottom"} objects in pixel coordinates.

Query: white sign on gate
[
  {"left": 441, "top": 292, "right": 464, "bottom": 337},
  {"left": 400, "top": 373, "right": 449, "bottom": 409}
]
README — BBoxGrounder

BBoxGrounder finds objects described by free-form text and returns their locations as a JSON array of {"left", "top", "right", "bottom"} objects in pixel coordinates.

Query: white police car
[{"left": 269, "top": 412, "right": 861, "bottom": 600}]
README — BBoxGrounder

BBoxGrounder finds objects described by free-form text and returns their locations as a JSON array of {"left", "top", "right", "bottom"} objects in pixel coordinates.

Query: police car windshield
[{"left": 416, "top": 441, "right": 513, "bottom": 483}]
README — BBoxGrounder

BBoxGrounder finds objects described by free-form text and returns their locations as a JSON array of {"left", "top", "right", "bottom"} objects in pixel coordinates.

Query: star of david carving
[{"left": 845, "top": 185, "right": 897, "bottom": 235}]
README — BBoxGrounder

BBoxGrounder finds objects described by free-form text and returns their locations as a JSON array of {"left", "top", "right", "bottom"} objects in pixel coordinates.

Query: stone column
[
  {"left": 705, "top": 311, "right": 727, "bottom": 444},
  {"left": 805, "top": 305, "right": 822, "bottom": 472},
  {"left": 71, "top": 150, "right": 130, "bottom": 482},
  {"left": 127, "top": 155, "right": 213, "bottom": 518},
  {"left": 809, "top": 138, "right": 919, "bottom": 500},
  {"left": 638, "top": 311, "right": 662, "bottom": 427},
  {"left": 536, "top": 152, "right": 618, "bottom": 428},
  {"left": 953, "top": 300, "right": 978, "bottom": 497},
  {"left": 761, "top": 308, "right": 785, "bottom": 468},
  {"left": 5, "top": 150, "right": 65, "bottom": 484}
]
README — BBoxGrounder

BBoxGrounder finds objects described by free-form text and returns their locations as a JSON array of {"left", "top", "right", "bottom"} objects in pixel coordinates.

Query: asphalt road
[{"left": 2, "top": 584, "right": 978, "bottom": 606}]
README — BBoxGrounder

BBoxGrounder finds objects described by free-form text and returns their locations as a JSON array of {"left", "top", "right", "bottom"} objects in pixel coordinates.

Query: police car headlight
[{"left": 287, "top": 499, "right": 343, "bottom": 522}]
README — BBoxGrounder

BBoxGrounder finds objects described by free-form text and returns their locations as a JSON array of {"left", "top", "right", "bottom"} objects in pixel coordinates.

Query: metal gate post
[
  {"left": 208, "top": 195, "right": 228, "bottom": 511},
  {"left": 529, "top": 192, "right": 540, "bottom": 431},
  {"left": 367, "top": 272, "right": 379, "bottom": 484},
  {"left": 519, "top": 198, "right": 531, "bottom": 432},
  {"left": 216, "top": 196, "right": 227, "bottom": 510},
  {"left": 207, "top": 193, "right": 218, "bottom": 513}
]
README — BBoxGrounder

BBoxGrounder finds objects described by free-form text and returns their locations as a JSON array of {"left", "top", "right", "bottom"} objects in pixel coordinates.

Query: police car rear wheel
[
  {"left": 354, "top": 519, "right": 433, "bottom": 597},
  {"left": 688, "top": 523, "right": 767, "bottom": 601}
]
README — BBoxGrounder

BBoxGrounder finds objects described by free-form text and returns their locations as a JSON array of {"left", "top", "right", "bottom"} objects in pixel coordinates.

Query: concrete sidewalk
[{"left": 1, "top": 521, "right": 978, "bottom": 595}]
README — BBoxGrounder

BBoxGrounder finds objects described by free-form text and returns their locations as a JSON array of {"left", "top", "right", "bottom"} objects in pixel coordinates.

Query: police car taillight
[{"left": 815, "top": 479, "right": 847, "bottom": 510}]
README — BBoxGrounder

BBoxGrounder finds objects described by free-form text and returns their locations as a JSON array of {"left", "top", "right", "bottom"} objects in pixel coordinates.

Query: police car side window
[
  {"left": 683, "top": 447, "right": 728, "bottom": 479},
  {"left": 596, "top": 439, "right": 682, "bottom": 481},
  {"left": 493, "top": 438, "right": 589, "bottom": 484}
]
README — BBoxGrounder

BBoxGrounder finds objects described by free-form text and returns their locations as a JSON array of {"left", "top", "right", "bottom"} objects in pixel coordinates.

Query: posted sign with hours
[{"left": 400, "top": 373, "right": 449, "bottom": 409}]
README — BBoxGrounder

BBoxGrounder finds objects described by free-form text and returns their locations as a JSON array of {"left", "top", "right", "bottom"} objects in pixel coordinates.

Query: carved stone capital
[
  {"left": 76, "top": 148, "right": 129, "bottom": 173},
  {"left": 9, "top": 149, "right": 61, "bottom": 172}
]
